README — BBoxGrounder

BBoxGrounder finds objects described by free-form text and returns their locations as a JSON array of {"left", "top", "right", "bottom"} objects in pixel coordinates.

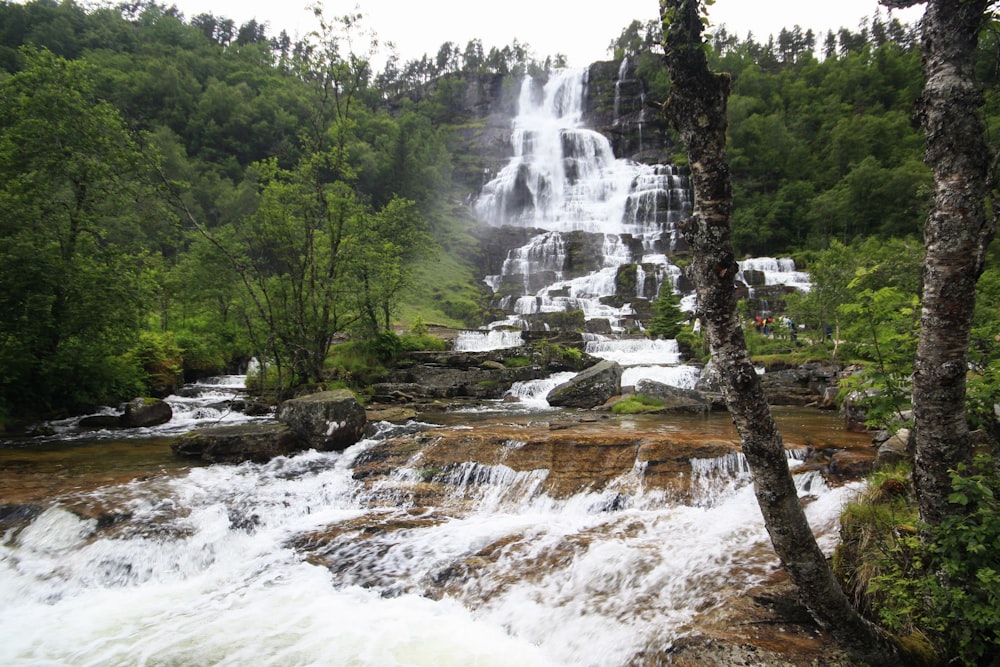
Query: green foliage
[
  {"left": 786, "top": 237, "right": 923, "bottom": 430},
  {"left": 560, "top": 345, "right": 583, "bottom": 363},
  {"left": 648, "top": 282, "right": 685, "bottom": 339},
  {"left": 361, "top": 331, "right": 403, "bottom": 362},
  {"left": 535, "top": 340, "right": 584, "bottom": 367},
  {"left": 503, "top": 356, "right": 532, "bottom": 369},
  {"left": 398, "top": 334, "right": 447, "bottom": 352},
  {"left": 836, "top": 268, "right": 920, "bottom": 430},
  {"left": 861, "top": 457, "right": 1000, "bottom": 665},
  {"left": 0, "top": 48, "right": 158, "bottom": 415},
  {"left": 172, "top": 329, "right": 229, "bottom": 378},
  {"left": 324, "top": 341, "right": 387, "bottom": 389},
  {"left": 967, "top": 360, "right": 1000, "bottom": 430},
  {"left": 124, "top": 330, "right": 183, "bottom": 395},
  {"left": 612, "top": 394, "right": 665, "bottom": 414}
]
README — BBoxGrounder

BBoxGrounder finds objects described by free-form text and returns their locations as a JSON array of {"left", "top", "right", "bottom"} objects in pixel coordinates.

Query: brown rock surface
[{"left": 352, "top": 418, "right": 739, "bottom": 500}]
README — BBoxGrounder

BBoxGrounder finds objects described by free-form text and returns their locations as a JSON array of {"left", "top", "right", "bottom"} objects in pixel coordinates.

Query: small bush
[
  {"left": 126, "top": 330, "right": 183, "bottom": 395},
  {"left": 837, "top": 457, "right": 1000, "bottom": 665},
  {"left": 362, "top": 331, "right": 403, "bottom": 362},
  {"left": 325, "top": 341, "right": 387, "bottom": 388},
  {"left": 503, "top": 356, "right": 532, "bottom": 369},
  {"left": 399, "top": 334, "right": 447, "bottom": 352}
]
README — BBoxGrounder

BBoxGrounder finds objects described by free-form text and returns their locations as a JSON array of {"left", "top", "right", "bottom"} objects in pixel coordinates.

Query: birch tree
[
  {"left": 880, "top": 0, "right": 997, "bottom": 528},
  {"left": 657, "top": 1, "right": 917, "bottom": 663}
]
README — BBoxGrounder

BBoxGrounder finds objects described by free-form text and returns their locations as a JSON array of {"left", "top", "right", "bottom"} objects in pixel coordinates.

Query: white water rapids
[{"left": 1, "top": 408, "right": 861, "bottom": 666}]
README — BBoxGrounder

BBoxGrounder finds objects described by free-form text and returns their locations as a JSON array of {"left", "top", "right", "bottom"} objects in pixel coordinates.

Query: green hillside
[{"left": 2, "top": 0, "right": 999, "bottom": 421}]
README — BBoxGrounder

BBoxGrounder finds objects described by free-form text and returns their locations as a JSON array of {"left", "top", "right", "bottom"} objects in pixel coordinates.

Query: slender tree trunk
[
  {"left": 657, "top": 2, "right": 915, "bottom": 664},
  {"left": 898, "top": 0, "right": 995, "bottom": 528}
]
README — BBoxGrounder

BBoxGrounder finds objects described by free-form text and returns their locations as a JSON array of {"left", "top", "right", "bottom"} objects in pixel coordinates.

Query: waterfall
[
  {"left": 737, "top": 256, "right": 812, "bottom": 293},
  {"left": 471, "top": 67, "right": 704, "bottom": 393},
  {"left": 475, "top": 69, "right": 691, "bottom": 332}
]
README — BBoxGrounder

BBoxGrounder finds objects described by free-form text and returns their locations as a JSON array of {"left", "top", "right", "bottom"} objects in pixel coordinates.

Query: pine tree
[{"left": 648, "top": 282, "right": 684, "bottom": 339}]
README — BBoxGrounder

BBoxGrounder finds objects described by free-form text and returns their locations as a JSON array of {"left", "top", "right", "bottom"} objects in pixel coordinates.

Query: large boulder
[
  {"left": 546, "top": 360, "right": 623, "bottom": 409},
  {"left": 172, "top": 423, "right": 304, "bottom": 464},
  {"left": 873, "top": 428, "right": 914, "bottom": 470},
  {"left": 121, "top": 397, "right": 173, "bottom": 428},
  {"left": 277, "top": 389, "right": 367, "bottom": 451},
  {"left": 634, "top": 379, "right": 718, "bottom": 413}
]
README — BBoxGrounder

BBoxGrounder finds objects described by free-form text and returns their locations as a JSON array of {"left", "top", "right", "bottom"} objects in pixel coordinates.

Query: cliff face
[{"left": 584, "top": 59, "right": 677, "bottom": 165}]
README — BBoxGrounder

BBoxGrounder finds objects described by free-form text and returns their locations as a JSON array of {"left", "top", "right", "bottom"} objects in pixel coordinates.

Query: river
[{"left": 0, "top": 375, "right": 869, "bottom": 667}]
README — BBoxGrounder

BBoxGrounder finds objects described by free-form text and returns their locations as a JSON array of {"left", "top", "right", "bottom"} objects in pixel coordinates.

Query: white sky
[{"left": 163, "top": 0, "right": 925, "bottom": 67}]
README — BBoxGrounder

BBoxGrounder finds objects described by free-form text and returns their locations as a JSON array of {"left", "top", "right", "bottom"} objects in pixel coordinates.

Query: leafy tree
[
  {"left": 346, "top": 196, "right": 428, "bottom": 335},
  {"left": 0, "top": 49, "right": 160, "bottom": 416},
  {"left": 837, "top": 275, "right": 920, "bottom": 430}
]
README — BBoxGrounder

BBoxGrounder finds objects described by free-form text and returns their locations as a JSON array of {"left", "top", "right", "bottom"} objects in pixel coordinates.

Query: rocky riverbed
[{"left": 1, "top": 356, "right": 876, "bottom": 666}]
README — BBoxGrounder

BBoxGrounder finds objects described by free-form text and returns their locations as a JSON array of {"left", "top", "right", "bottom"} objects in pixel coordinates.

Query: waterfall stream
[
  {"left": 467, "top": 68, "right": 812, "bottom": 393},
  {"left": 1, "top": 397, "right": 863, "bottom": 666}
]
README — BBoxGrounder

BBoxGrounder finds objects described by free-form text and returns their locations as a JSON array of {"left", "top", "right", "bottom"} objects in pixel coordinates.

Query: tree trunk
[
  {"left": 657, "top": 2, "right": 914, "bottom": 664},
  {"left": 900, "top": 0, "right": 995, "bottom": 528}
]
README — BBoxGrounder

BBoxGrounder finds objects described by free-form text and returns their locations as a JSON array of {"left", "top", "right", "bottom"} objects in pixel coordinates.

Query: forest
[{"left": 1, "top": 0, "right": 998, "bottom": 430}]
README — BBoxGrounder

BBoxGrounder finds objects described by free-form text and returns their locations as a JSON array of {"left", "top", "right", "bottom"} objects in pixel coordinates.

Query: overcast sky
[{"left": 163, "top": 0, "right": 925, "bottom": 66}]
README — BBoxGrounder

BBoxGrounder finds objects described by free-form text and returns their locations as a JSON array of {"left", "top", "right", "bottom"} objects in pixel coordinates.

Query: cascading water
[
  {"left": 0, "top": 414, "right": 863, "bottom": 666},
  {"left": 738, "top": 257, "right": 813, "bottom": 294},
  {"left": 469, "top": 68, "right": 705, "bottom": 391}
]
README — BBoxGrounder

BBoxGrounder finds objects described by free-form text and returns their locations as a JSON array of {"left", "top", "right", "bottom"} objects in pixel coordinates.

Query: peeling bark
[
  {"left": 896, "top": 0, "right": 997, "bottom": 528},
  {"left": 657, "top": 1, "right": 915, "bottom": 664}
]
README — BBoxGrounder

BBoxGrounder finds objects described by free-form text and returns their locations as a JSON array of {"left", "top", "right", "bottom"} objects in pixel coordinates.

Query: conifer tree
[{"left": 648, "top": 282, "right": 684, "bottom": 339}]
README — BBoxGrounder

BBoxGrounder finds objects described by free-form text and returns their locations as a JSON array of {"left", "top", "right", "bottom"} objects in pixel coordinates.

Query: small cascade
[
  {"left": 738, "top": 257, "right": 812, "bottom": 293},
  {"left": 585, "top": 337, "right": 682, "bottom": 366},
  {"left": 436, "top": 462, "right": 550, "bottom": 512},
  {"left": 584, "top": 335, "right": 701, "bottom": 390},
  {"left": 453, "top": 330, "right": 524, "bottom": 352},
  {"left": 35, "top": 375, "right": 266, "bottom": 442},
  {"left": 504, "top": 371, "right": 578, "bottom": 408}
]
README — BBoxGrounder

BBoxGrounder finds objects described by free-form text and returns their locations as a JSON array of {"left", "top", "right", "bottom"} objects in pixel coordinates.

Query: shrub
[
  {"left": 126, "top": 330, "right": 183, "bottom": 395},
  {"left": 399, "top": 334, "right": 447, "bottom": 352},
  {"left": 362, "top": 331, "right": 402, "bottom": 362},
  {"left": 837, "top": 457, "right": 1000, "bottom": 665},
  {"left": 503, "top": 356, "right": 532, "bottom": 369}
]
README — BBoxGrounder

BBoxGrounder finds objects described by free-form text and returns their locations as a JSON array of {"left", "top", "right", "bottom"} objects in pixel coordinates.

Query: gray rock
[
  {"left": 874, "top": 428, "right": 913, "bottom": 469},
  {"left": 121, "top": 397, "right": 173, "bottom": 428},
  {"left": 634, "top": 379, "right": 712, "bottom": 413},
  {"left": 277, "top": 389, "right": 367, "bottom": 451},
  {"left": 172, "top": 423, "right": 303, "bottom": 464},
  {"left": 547, "top": 360, "right": 623, "bottom": 409}
]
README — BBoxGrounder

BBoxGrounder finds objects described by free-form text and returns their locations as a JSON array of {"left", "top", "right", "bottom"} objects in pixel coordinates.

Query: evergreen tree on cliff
[{"left": 658, "top": 0, "right": 996, "bottom": 663}]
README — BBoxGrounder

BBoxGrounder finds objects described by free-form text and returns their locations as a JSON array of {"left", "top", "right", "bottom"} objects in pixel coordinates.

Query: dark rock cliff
[{"left": 584, "top": 59, "right": 677, "bottom": 164}]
